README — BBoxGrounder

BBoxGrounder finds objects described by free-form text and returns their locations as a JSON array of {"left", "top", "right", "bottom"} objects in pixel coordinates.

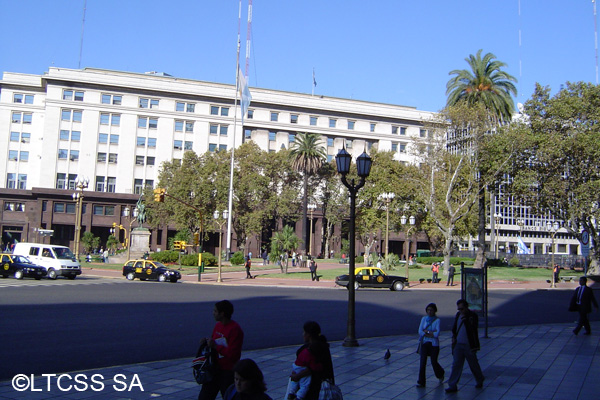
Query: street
[{"left": 0, "top": 277, "right": 575, "bottom": 381}]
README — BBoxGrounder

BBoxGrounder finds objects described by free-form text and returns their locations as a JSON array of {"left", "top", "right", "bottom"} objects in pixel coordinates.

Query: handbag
[
  {"left": 417, "top": 318, "right": 436, "bottom": 354},
  {"left": 318, "top": 379, "right": 343, "bottom": 400},
  {"left": 192, "top": 342, "right": 217, "bottom": 385}
]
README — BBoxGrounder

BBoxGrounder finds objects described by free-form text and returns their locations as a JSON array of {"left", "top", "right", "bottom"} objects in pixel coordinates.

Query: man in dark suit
[{"left": 572, "top": 277, "right": 598, "bottom": 335}]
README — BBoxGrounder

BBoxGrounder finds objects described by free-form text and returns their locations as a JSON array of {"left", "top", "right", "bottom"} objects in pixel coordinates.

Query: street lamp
[
  {"left": 547, "top": 221, "right": 560, "bottom": 288},
  {"left": 308, "top": 204, "right": 317, "bottom": 256},
  {"left": 336, "top": 147, "right": 372, "bottom": 347},
  {"left": 493, "top": 213, "right": 502, "bottom": 258},
  {"left": 72, "top": 176, "right": 89, "bottom": 261},
  {"left": 124, "top": 206, "right": 139, "bottom": 261},
  {"left": 379, "top": 193, "right": 395, "bottom": 257},
  {"left": 213, "top": 210, "right": 228, "bottom": 283},
  {"left": 401, "top": 215, "right": 416, "bottom": 284}
]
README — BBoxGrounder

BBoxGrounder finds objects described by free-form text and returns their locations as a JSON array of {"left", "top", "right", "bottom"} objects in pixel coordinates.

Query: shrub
[
  {"left": 230, "top": 251, "right": 245, "bottom": 265},
  {"left": 150, "top": 250, "right": 179, "bottom": 264},
  {"left": 416, "top": 256, "right": 475, "bottom": 265},
  {"left": 355, "top": 255, "right": 364, "bottom": 264},
  {"left": 509, "top": 256, "right": 520, "bottom": 267}
]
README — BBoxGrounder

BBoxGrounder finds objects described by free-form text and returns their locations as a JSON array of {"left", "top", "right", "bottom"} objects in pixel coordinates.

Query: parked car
[
  {"left": 335, "top": 266, "right": 408, "bottom": 291},
  {"left": 0, "top": 253, "right": 48, "bottom": 280},
  {"left": 122, "top": 260, "right": 181, "bottom": 283}
]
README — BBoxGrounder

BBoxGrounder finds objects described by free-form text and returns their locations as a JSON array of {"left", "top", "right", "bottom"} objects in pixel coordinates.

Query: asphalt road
[{"left": 0, "top": 277, "right": 576, "bottom": 380}]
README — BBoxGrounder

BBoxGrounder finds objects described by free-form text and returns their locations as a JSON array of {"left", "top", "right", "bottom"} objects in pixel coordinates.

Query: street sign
[{"left": 580, "top": 229, "right": 590, "bottom": 258}]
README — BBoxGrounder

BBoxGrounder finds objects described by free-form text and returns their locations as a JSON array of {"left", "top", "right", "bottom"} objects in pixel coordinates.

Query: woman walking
[{"left": 417, "top": 303, "right": 444, "bottom": 387}]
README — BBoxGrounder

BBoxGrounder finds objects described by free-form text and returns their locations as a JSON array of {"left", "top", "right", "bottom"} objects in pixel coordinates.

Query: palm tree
[
  {"left": 290, "top": 132, "right": 326, "bottom": 255},
  {"left": 446, "top": 50, "right": 517, "bottom": 268},
  {"left": 271, "top": 225, "right": 300, "bottom": 273},
  {"left": 446, "top": 49, "right": 517, "bottom": 123}
]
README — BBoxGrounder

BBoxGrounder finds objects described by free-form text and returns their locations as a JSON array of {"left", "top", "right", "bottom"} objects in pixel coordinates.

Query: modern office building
[{"left": 0, "top": 67, "right": 435, "bottom": 255}]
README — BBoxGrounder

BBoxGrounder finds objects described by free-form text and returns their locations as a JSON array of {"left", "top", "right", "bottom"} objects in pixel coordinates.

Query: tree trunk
[
  {"left": 301, "top": 173, "right": 308, "bottom": 255},
  {"left": 474, "top": 183, "right": 486, "bottom": 268}
]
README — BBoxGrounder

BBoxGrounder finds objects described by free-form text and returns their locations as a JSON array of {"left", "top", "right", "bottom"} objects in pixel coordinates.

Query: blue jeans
[{"left": 447, "top": 343, "right": 484, "bottom": 389}]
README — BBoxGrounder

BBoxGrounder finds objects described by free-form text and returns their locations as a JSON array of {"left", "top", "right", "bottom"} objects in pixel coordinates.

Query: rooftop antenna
[
  {"left": 594, "top": 0, "right": 599, "bottom": 84},
  {"left": 78, "top": 0, "right": 87, "bottom": 69}
]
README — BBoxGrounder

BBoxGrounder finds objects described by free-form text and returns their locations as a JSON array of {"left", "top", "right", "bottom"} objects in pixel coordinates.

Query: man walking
[
  {"left": 571, "top": 277, "right": 598, "bottom": 335},
  {"left": 447, "top": 264, "right": 456, "bottom": 286},
  {"left": 198, "top": 300, "right": 244, "bottom": 400},
  {"left": 446, "top": 299, "right": 485, "bottom": 393}
]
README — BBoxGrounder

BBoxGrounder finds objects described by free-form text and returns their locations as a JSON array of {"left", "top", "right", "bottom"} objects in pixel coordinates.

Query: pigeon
[{"left": 384, "top": 349, "right": 391, "bottom": 360}]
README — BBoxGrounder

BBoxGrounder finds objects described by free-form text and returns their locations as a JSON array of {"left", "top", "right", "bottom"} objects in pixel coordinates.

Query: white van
[{"left": 13, "top": 243, "right": 82, "bottom": 280}]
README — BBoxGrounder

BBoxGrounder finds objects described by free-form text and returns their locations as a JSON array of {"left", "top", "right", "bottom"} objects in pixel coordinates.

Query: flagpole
[{"left": 226, "top": 0, "right": 242, "bottom": 259}]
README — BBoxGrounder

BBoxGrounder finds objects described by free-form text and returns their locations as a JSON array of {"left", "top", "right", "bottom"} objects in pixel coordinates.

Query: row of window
[
  {"left": 9, "top": 132, "right": 31, "bottom": 142},
  {"left": 8, "top": 150, "right": 28, "bottom": 162},
  {"left": 4, "top": 202, "right": 25, "bottom": 212},
  {"left": 13, "top": 93, "right": 34, "bottom": 104},
  {"left": 58, "top": 150, "right": 78, "bottom": 161},
  {"left": 11, "top": 112, "right": 32, "bottom": 124},
  {"left": 6, "top": 174, "right": 27, "bottom": 189}
]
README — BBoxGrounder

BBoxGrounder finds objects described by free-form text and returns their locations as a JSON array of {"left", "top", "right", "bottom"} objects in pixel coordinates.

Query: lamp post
[
  {"left": 493, "top": 213, "right": 502, "bottom": 259},
  {"left": 308, "top": 204, "right": 317, "bottom": 256},
  {"left": 379, "top": 193, "right": 395, "bottom": 257},
  {"left": 336, "top": 147, "right": 372, "bottom": 347},
  {"left": 124, "top": 206, "right": 139, "bottom": 261},
  {"left": 516, "top": 219, "right": 524, "bottom": 254},
  {"left": 547, "top": 221, "right": 560, "bottom": 288},
  {"left": 214, "top": 210, "right": 228, "bottom": 283},
  {"left": 401, "top": 215, "right": 416, "bottom": 283},
  {"left": 72, "top": 176, "right": 89, "bottom": 261}
]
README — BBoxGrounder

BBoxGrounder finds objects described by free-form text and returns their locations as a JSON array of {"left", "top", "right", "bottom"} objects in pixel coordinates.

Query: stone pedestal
[{"left": 129, "top": 228, "right": 151, "bottom": 260}]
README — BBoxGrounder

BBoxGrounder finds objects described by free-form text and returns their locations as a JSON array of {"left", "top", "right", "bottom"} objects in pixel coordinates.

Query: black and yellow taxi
[
  {"left": 1, "top": 253, "right": 48, "bottom": 280},
  {"left": 335, "top": 266, "right": 407, "bottom": 291},
  {"left": 122, "top": 259, "right": 181, "bottom": 283}
]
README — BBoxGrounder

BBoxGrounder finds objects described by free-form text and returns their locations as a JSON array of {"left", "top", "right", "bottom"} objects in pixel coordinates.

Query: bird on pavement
[{"left": 384, "top": 349, "right": 391, "bottom": 360}]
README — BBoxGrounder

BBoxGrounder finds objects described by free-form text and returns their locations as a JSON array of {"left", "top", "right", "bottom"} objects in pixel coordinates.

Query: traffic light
[
  {"left": 173, "top": 240, "right": 181, "bottom": 250},
  {"left": 153, "top": 188, "right": 165, "bottom": 202},
  {"left": 180, "top": 241, "right": 187, "bottom": 248},
  {"left": 193, "top": 232, "right": 200, "bottom": 246}
]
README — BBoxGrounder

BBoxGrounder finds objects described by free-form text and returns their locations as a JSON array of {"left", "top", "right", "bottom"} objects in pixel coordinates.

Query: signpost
[{"left": 580, "top": 229, "right": 590, "bottom": 275}]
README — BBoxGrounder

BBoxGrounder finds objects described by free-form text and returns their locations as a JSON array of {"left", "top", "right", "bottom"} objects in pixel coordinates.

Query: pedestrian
[
  {"left": 245, "top": 257, "right": 253, "bottom": 279},
  {"left": 309, "top": 258, "right": 318, "bottom": 281},
  {"left": 446, "top": 299, "right": 485, "bottom": 393},
  {"left": 284, "top": 321, "right": 335, "bottom": 400},
  {"left": 103, "top": 248, "right": 109, "bottom": 263},
  {"left": 431, "top": 263, "right": 439, "bottom": 283},
  {"left": 262, "top": 250, "right": 268, "bottom": 266},
  {"left": 447, "top": 264, "right": 456, "bottom": 286},
  {"left": 248, "top": 251, "right": 252, "bottom": 260},
  {"left": 553, "top": 264, "right": 560, "bottom": 285},
  {"left": 376, "top": 258, "right": 382, "bottom": 269},
  {"left": 222, "top": 359, "right": 272, "bottom": 400},
  {"left": 330, "top": 250, "right": 334, "bottom": 259},
  {"left": 292, "top": 252, "right": 297, "bottom": 267},
  {"left": 416, "top": 303, "right": 444, "bottom": 388},
  {"left": 198, "top": 300, "right": 244, "bottom": 400},
  {"left": 570, "top": 276, "right": 598, "bottom": 335},
  {"left": 86, "top": 253, "right": 92, "bottom": 263}
]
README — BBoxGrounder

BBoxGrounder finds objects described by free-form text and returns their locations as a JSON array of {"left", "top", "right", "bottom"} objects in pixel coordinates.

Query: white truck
[{"left": 13, "top": 243, "right": 82, "bottom": 279}]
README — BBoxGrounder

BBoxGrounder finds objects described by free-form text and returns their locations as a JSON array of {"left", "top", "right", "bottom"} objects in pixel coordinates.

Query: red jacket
[{"left": 212, "top": 320, "right": 244, "bottom": 371}]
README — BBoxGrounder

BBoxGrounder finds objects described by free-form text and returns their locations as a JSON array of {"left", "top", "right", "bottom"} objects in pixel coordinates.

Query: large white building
[{"left": 0, "top": 67, "right": 434, "bottom": 254}]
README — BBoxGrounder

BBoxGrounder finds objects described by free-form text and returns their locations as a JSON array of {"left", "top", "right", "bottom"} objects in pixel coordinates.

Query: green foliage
[
  {"left": 509, "top": 256, "right": 520, "bottom": 267},
  {"left": 230, "top": 251, "right": 245, "bottom": 265},
  {"left": 355, "top": 255, "right": 364, "bottom": 264},
  {"left": 150, "top": 250, "right": 180, "bottom": 264},
  {"left": 106, "top": 235, "right": 119, "bottom": 252},
  {"left": 80, "top": 231, "right": 100, "bottom": 254},
  {"left": 416, "top": 256, "right": 475, "bottom": 265}
]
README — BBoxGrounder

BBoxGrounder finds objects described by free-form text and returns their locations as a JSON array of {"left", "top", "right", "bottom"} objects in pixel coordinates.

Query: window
[
  {"left": 97, "top": 152, "right": 107, "bottom": 162},
  {"left": 13, "top": 94, "right": 23, "bottom": 103},
  {"left": 346, "top": 139, "right": 353, "bottom": 148},
  {"left": 391, "top": 143, "right": 398, "bottom": 152},
  {"left": 13, "top": 93, "right": 34, "bottom": 104},
  {"left": 10, "top": 132, "right": 20, "bottom": 141},
  {"left": 149, "top": 118, "right": 158, "bottom": 129},
  {"left": 95, "top": 176, "right": 105, "bottom": 192},
  {"left": 136, "top": 156, "right": 145, "bottom": 165},
  {"left": 54, "top": 203, "right": 65, "bottom": 213},
  {"left": 93, "top": 205, "right": 104, "bottom": 215},
  {"left": 269, "top": 131, "right": 276, "bottom": 141},
  {"left": 174, "top": 140, "right": 183, "bottom": 150},
  {"left": 98, "top": 133, "right": 108, "bottom": 144},
  {"left": 12, "top": 112, "right": 33, "bottom": 124},
  {"left": 6, "top": 173, "right": 16, "bottom": 189},
  {"left": 108, "top": 153, "right": 118, "bottom": 163},
  {"left": 9, "top": 150, "right": 18, "bottom": 161},
  {"left": 289, "top": 133, "right": 296, "bottom": 143},
  {"left": 329, "top": 118, "right": 336, "bottom": 128},
  {"left": 139, "top": 98, "right": 159, "bottom": 109},
  {"left": 210, "top": 124, "right": 218, "bottom": 135},
  {"left": 71, "top": 131, "right": 80, "bottom": 141},
  {"left": 21, "top": 132, "right": 30, "bottom": 143},
  {"left": 58, "top": 149, "right": 68, "bottom": 159},
  {"left": 138, "top": 117, "right": 147, "bottom": 128},
  {"left": 61, "top": 109, "right": 82, "bottom": 122},
  {"left": 348, "top": 121, "right": 355, "bottom": 130},
  {"left": 17, "top": 174, "right": 27, "bottom": 189},
  {"left": 63, "top": 90, "right": 84, "bottom": 101},
  {"left": 184, "top": 141, "right": 193, "bottom": 150},
  {"left": 175, "top": 121, "right": 183, "bottom": 132},
  {"left": 392, "top": 126, "right": 399, "bottom": 135},
  {"left": 327, "top": 155, "right": 333, "bottom": 162},
  {"left": 291, "top": 114, "right": 298, "bottom": 124},
  {"left": 146, "top": 156, "right": 155, "bottom": 166},
  {"left": 134, "top": 179, "right": 144, "bottom": 194},
  {"left": 219, "top": 144, "right": 227, "bottom": 152},
  {"left": 310, "top": 116, "right": 318, "bottom": 126},
  {"left": 136, "top": 137, "right": 146, "bottom": 147},
  {"left": 69, "top": 150, "right": 79, "bottom": 161},
  {"left": 92, "top": 204, "right": 115, "bottom": 215},
  {"left": 370, "top": 123, "right": 376, "bottom": 132},
  {"left": 65, "top": 203, "right": 76, "bottom": 214},
  {"left": 399, "top": 143, "right": 407, "bottom": 153},
  {"left": 327, "top": 138, "right": 334, "bottom": 147},
  {"left": 109, "top": 134, "right": 119, "bottom": 144},
  {"left": 210, "top": 106, "right": 219, "bottom": 115},
  {"left": 244, "top": 128, "right": 252, "bottom": 140},
  {"left": 4, "top": 202, "right": 25, "bottom": 212},
  {"left": 147, "top": 138, "right": 156, "bottom": 148},
  {"left": 270, "top": 112, "right": 278, "bottom": 122},
  {"left": 176, "top": 102, "right": 195, "bottom": 113},
  {"left": 185, "top": 121, "right": 193, "bottom": 132},
  {"left": 220, "top": 126, "right": 228, "bottom": 136},
  {"left": 247, "top": 109, "right": 254, "bottom": 119},
  {"left": 100, "top": 113, "right": 120, "bottom": 126},
  {"left": 221, "top": 107, "right": 229, "bottom": 116},
  {"left": 102, "top": 94, "right": 121, "bottom": 105},
  {"left": 420, "top": 129, "right": 426, "bottom": 138},
  {"left": 400, "top": 127, "right": 407, "bottom": 135},
  {"left": 209, "top": 144, "right": 217, "bottom": 152}
]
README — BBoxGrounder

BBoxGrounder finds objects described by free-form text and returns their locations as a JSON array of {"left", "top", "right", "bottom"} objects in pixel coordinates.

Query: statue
[{"left": 135, "top": 196, "right": 147, "bottom": 228}]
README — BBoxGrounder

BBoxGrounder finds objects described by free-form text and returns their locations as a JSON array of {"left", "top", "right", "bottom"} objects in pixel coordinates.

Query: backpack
[{"left": 192, "top": 342, "right": 217, "bottom": 385}]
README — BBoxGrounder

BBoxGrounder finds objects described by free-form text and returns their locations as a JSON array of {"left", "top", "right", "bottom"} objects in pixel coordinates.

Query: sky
[{"left": 0, "top": 0, "right": 597, "bottom": 112}]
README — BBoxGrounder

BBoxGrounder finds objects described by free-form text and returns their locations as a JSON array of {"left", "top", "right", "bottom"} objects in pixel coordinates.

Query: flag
[
  {"left": 238, "top": 67, "right": 252, "bottom": 121},
  {"left": 313, "top": 68, "right": 317, "bottom": 87},
  {"left": 517, "top": 236, "right": 530, "bottom": 254}
]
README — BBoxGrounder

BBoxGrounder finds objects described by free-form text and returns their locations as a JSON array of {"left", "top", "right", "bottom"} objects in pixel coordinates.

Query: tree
[
  {"left": 446, "top": 50, "right": 518, "bottom": 267},
  {"left": 270, "top": 225, "right": 300, "bottom": 273},
  {"left": 290, "top": 132, "right": 326, "bottom": 255},
  {"left": 80, "top": 231, "right": 100, "bottom": 254},
  {"left": 494, "top": 82, "right": 600, "bottom": 275}
]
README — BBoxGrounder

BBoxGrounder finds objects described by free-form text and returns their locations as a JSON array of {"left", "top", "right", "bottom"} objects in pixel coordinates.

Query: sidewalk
[{"left": 1, "top": 321, "right": 597, "bottom": 399}]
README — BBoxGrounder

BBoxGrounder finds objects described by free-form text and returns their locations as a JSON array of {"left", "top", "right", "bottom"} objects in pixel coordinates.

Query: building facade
[{"left": 0, "top": 67, "right": 434, "bottom": 256}]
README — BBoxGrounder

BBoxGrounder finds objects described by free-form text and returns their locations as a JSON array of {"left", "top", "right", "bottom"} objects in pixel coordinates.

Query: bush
[
  {"left": 201, "top": 252, "right": 217, "bottom": 267},
  {"left": 355, "top": 255, "right": 364, "bottom": 264},
  {"left": 150, "top": 250, "right": 179, "bottom": 264},
  {"left": 416, "top": 256, "right": 475, "bottom": 265},
  {"left": 230, "top": 251, "right": 245, "bottom": 265},
  {"left": 509, "top": 256, "right": 520, "bottom": 267}
]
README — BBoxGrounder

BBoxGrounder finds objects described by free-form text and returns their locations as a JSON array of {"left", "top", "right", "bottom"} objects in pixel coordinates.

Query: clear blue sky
[{"left": 1, "top": 0, "right": 597, "bottom": 112}]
